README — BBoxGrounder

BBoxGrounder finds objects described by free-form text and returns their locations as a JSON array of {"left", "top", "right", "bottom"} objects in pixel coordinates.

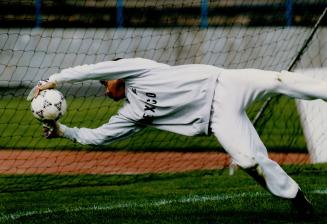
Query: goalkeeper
[{"left": 32, "top": 58, "right": 322, "bottom": 214}]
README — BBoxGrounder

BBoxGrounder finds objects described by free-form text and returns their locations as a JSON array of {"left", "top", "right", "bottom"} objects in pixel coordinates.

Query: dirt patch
[{"left": 0, "top": 150, "right": 310, "bottom": 175}]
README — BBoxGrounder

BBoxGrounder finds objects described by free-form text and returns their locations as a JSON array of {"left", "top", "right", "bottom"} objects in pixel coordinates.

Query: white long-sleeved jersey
[{"left": 49, "top": 58, "right": 222, "bottom": 145}]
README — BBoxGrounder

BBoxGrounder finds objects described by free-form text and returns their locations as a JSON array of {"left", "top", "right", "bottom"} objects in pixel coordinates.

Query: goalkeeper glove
[
  {"left": 27, "top": 80, "right": 57, "bottom": 101},
  {"left": 42, "top": 120, "right": 62, "bottom": 139}
]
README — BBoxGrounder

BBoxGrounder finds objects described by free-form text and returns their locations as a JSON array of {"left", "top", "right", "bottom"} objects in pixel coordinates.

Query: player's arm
[
  {"left": 28, "top": 58, "right": 168, "bottom": 100},
  {"left": 48, "top": 58, "right": 168, "bottom": 84},
  {"left": 45, "top": 115, "right": 142, "bottom": 145}
]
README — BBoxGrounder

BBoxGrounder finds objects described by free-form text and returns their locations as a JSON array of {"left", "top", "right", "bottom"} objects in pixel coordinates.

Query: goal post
[
  {"left": 252, "top": 6, "right": 327, "bottom": 163},
  {"left": 296, "top": 68, "right": 327, "bottom": 163}
]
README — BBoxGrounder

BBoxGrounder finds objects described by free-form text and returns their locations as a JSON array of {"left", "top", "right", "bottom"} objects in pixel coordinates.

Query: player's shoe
[{"left": 291, "top": 189, "right": 313, "bottom": 217}]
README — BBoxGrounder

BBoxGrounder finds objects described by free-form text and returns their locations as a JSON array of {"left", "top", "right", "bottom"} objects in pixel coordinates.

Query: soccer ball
[{"left": 31, "top": 89, "right": 67, "bottom": 121}]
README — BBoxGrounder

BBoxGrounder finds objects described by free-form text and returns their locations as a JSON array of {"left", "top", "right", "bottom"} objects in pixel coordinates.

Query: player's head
[{"left": 100, "top": 79, "right": 126, "bottom": 101}]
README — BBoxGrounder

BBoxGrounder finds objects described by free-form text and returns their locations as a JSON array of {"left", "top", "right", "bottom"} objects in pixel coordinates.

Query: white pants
[{"left": 210, "top": 68, "right": 327, "bottom": 199}]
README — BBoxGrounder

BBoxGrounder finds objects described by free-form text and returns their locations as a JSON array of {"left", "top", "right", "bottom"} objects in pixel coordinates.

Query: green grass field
[{"left": 0, "top": 164, "right": 327, "bottom": 224}]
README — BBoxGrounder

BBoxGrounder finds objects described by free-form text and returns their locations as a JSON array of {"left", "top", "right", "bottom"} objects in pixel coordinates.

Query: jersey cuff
[
  {"left": 58, "top": 123, "right": 76, "bottom": 141},
  {"left": 48, "top": 74, "right": 59, "bottom": 84}
]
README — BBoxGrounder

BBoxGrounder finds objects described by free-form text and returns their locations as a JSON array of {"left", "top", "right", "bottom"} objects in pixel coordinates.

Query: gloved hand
[
  {"left": 27, "top": 80, "right": 57, "bottom": 101},
  {"left": 43, "top": 120, "right": 61, "bottom": 139}
]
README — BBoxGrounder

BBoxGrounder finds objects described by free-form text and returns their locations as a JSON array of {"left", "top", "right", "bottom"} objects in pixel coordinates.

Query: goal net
[{"left": 0, "top": 0, "right": 326, "bottom": 191}]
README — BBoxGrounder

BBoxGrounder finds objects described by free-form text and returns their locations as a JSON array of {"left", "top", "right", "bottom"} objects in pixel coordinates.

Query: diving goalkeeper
[{"left": 32, "top": 57, "right": 323, "bottom": 215}]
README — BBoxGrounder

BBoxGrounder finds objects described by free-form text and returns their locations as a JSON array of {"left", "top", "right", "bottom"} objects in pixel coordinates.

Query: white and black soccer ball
[{"left": 31, "top": 89, "right": 67, "bottom": 121}]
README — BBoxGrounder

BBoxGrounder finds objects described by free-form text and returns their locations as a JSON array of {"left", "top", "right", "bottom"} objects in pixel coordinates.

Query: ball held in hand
[{"left": 31, "top": 89, "right": 67, "bottom": 121}]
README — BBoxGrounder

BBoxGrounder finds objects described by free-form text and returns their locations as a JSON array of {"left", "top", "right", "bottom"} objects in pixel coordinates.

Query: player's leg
[
  {"left": 211, "top": 109, "right": 312, "bottom": 214},
  {"left": 268, "top": 70, "right": 327, "bottom": 101},
  {"left": 221, "top": 68, "right": 327, "bottom": 102},
  {"left": 211, "top": 70, "right": 312, "bottom": 214},
  {"left": 211, "top": 71, "right": 299, "bottom": 197},
  {"left": 210, "top": 108, "right": 299, "bottom": 198}
]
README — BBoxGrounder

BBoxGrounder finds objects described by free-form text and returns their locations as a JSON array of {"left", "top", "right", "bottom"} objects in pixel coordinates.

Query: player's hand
[
  {"left": 42, "top": 120, "right": 61, "bottom": 139},
  {"left": 34, "top": 80, "right": 56, "bottom": 97},
  {"left": 26, "top": 80, "right": 57, "bottom": 101}
]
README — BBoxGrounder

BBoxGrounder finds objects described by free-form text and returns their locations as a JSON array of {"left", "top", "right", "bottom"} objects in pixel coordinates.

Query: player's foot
[{"left": 291, "top": 189, "right": 313, "bottom": 217}]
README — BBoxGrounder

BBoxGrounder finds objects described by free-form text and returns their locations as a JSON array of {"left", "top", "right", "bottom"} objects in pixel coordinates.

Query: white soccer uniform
[
  {"left": 49, "top": 58, "right": 221, "bottom": 141},
  {"left": 48, "top": 58, "right": 327, "bottom": 199}
]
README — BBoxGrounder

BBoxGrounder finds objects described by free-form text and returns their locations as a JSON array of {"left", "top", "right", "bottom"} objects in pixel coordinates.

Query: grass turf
[{"left": 0, "top": 164, "right": 327, "bottom": 224}]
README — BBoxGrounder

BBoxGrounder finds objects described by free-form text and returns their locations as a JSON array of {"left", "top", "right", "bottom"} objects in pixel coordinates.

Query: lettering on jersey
[
  {"left": 132, "top": 88, "right": 137, "bottom": 95},
  {"left": 142, "top": 92, "right": 157, "bottom": 124}
]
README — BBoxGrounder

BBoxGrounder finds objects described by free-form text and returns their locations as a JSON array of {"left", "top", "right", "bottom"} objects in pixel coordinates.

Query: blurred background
[{"left": 0, "top": 0, "right": 326, "bottom": 88}]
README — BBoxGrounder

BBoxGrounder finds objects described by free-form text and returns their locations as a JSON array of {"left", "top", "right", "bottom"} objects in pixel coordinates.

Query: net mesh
[{"left": 0, "top": 0, "right": 326, "bottom": 191}]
